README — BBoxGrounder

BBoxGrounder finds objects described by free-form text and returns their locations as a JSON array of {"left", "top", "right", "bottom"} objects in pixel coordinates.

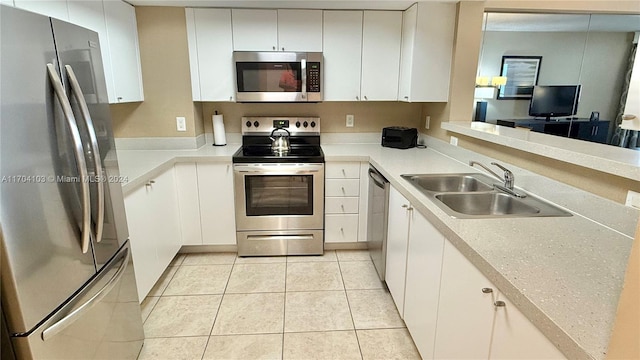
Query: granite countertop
[{"left": 117, "top": 140, "right": 638, "bottom": 360}]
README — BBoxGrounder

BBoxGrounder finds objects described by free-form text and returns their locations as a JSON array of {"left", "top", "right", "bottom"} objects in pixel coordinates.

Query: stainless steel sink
[
  {"left": 401, "top": 173, "right": 572, "bottom": 219},
  {"left": 401, "top": 173, "right": 494, "bottom": 193}
]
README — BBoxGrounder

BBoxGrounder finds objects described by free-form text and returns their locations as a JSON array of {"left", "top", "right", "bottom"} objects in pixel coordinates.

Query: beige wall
[
  {"left": 200, "top": 102, "right": 422, "bottom": 134},
  {"left": 110, "top": 7, "right": 201, "bottom": 138},
  {"left": 607, "top": 215, "right": 640, "bottom": 359}
]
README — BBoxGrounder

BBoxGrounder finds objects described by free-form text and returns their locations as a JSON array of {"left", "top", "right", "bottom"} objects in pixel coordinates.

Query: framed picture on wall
[{"left": 497, "top": 56, "right": 542, "bottom": 100}]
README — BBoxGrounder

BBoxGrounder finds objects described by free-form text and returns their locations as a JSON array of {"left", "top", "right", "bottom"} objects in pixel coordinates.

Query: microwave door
[{"left": 235, "top": 61, "right": 305, "bottom": 102}]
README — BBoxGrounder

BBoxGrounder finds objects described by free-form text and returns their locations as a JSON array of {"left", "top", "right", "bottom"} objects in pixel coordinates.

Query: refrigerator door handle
[
  {"left": 41, "top": 246, "right": 130, "bottom": 341},
  {"left": 46, "top": 63, "right": 91, "bottom": 254},
  {"left": 65, "top": 65, "right": 105, "bottom": 244}
]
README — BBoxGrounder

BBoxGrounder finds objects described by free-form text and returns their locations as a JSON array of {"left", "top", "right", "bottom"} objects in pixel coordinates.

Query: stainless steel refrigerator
[{"left": 0, "top": 5, "right": 144, "bottom": 359}]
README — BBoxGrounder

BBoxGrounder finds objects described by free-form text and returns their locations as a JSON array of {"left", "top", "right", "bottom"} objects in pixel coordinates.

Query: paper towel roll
[{"left": 212, "top": 114, "right": 227, "bottom": 146}]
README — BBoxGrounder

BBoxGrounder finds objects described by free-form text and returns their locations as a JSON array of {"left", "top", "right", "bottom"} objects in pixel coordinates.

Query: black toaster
[{"left": 381, "top": 127, "right": 418, "bottom": 149}]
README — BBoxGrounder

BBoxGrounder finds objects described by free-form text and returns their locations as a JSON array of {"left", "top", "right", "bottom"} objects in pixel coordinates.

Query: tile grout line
[
  {"left": 282, "top": 256, "right": 289, "bottom": 360},
  {"left": 199, "top": 254, "right": 237, "bottom": 360},
  {"left": 336, "top": 256, "right": 365, "bottom": 360}
]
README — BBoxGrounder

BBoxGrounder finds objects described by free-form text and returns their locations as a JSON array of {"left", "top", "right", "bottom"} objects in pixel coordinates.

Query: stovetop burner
[{"left": 232, "top": 116, "right": 324, "bottom": 164}]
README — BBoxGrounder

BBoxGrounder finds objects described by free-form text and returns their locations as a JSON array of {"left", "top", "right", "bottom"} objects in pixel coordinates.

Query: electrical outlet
[
  {"left": 346, "top": 114, "right": 355, "bottom": 127},
  {"left": 176, "top": 117, "right": 186, "bottom": 132},
  {"left": 625, "top": 190, "right": 640, "bottom": 209},
  {"left": 450, "top": 136, "right": 458, "bottom": 146},
  {"left": 425, "top": 115, "right": 431, "bottom": 130}
]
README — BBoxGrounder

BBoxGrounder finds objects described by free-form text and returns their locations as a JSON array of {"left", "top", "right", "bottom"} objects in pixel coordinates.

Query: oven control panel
[{"left": 242, "top": 117, "right": 320, "bottom": 135}]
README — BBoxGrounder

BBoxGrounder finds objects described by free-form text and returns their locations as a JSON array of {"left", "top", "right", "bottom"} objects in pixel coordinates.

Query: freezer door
[
  {"left": 50, "top": 18, "right": 130, "bottom": 269},
  {"left": 0, "top": 6, "right": 97, "bottom": 334},
  {"left": 12, "top": 242, "right": 144, "bottom": 360}
]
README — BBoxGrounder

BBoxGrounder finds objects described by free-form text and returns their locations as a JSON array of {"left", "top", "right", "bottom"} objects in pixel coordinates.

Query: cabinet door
[
  {"left": 403, "top": 207, "right": 445, "bottom": 359},
  {"left": 14, "top": 0, "right": 68, "bottom": 20},
  {"left": 399, "top": 3, "right": 455, "bottom": 102},
  {"left": 433, "top": 240, "right": 496, "bottom": 359},
  {"left": 490, "top": 294, "right": 566, "bottom": 359},
  {"left": 232, "top": 9, "right": 278, "bottom": 51},
  {"left": 277, "top": 9, "right": 322, "bottom": 52},
  {"left": 323, "top": 11, "right": 363, "bottom": 101},
  {"left": 151, "top": 168, "right": 182, "bottom": 274},
  {"left": 197, "top": 163, "right": 236, "bottom": 245},
  {"left": 185, "top": 8, "right": 201, "bottom": 101},
  {"left": 104, "top": 0, "right": 144, "bottom": 103},
  {"left": 124, "top": 184, "right": 161, "bottom": 301},
  {"left": 361, "top": 11, "right": 402, "bottom": 101},
  {"left": 193, "top": 8, "right": 235, "bottom": 101},
  {"left": 67, "top": 0, "right": 114, "bottom": 103},
  {"left": 398, "top": 4, "right": 417, "bottom": 102},
  {"left": 385, "top": 186, "right": 411, "bottom": 316},
  {"left": 175, "top": 163, "right": 203, "bottom": 245}
]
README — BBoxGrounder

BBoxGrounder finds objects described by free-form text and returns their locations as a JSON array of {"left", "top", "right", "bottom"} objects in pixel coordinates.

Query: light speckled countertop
[{"left": 117, "top": 139, "right": 638, "bottom": 360}]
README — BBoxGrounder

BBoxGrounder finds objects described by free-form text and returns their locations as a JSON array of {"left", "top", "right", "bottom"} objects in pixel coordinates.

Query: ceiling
[
  {"left": 126, "top": 0, "right": 467, "bottom": 10},
  {"left": 485, "top": 12, "right": 640, "bottom": 32}
]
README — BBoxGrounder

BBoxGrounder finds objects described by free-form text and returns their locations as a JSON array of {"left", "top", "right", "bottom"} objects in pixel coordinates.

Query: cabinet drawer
[
  {"left": 325, "top": 214, "right": 359, "bottom": 243},
  {"left": 325, "top": 197, "right": 359, "bottom": 214},
  {"left": 326, "top": 162, "right": 361, "bottom": 179},
  {"left": 325, "top": 179, "right": 360, "bottom": 197}
]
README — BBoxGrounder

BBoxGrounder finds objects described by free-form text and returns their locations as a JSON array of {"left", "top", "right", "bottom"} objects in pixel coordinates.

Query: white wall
[{"left": 478, "top": 30, "right": 631, "bottom": 121}]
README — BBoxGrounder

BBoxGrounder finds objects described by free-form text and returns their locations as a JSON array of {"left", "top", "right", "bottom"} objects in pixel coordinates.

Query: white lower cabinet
[
  {"left": 196, "top": 162, "right": 236, "bottom": 245},
  {"left": 386, "top": 185, "right": 565, "bottom": 359},
  {"left": 324, "top": 161, "right": 368, "bottom": 243},
  {"left": 403, "top": 201, "right": 446, "bottom": 358},
  {"left": 433, "top": 240, "right": 496, "bottom": 359},
  {"left": 385, "top": 186, "right": 411, "bottom": 316},
  {"left": 125, "top": 167, "right": 181, "bottom": 301},
  {"left": 490, "top": 294, "right": 566, "bottom": 359}
]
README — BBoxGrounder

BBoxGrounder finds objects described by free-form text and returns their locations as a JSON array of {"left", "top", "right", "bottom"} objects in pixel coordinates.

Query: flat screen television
[{"left": 528, "top": 85, "right": 581, "bottom": 121}]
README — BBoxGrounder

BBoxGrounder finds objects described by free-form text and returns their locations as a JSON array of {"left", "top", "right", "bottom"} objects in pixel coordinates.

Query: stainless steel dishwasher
[{"left": 367, "top": 165, "right": 390, "bottom": 281}]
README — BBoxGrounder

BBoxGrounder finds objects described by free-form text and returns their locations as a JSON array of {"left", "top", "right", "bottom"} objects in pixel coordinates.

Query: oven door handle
[{"left": 233, "top": 164, "right": 324, "bottom": 173}]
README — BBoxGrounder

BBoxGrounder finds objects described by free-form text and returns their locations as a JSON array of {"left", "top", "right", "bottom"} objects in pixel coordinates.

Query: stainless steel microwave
[{"left": 233, "top": 51, "right": 322, "bottom": 102}]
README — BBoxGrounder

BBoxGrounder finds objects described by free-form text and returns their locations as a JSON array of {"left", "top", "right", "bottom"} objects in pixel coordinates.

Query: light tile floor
[{"left": 138, "top": 250, "right": 422, "bottom": 360}]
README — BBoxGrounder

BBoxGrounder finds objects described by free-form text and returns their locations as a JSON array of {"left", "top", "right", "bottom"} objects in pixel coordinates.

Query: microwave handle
[{"left": 301, "top": 58, "right": 307, "bottom": 100}]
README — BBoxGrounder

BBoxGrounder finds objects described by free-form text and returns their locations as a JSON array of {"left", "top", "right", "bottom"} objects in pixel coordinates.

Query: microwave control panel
[{"left": 307, "top": 62, "right": 321, "bottom": 92}]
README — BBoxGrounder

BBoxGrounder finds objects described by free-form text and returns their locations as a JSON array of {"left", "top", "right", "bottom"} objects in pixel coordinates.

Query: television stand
[{"left": 490, "top": 118, "right": 610, "bottom": 144}]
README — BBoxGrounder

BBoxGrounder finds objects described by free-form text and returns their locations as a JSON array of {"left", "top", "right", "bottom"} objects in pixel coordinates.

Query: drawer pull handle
[
  {"left": 340, "top": 227, "right": 344, "bottom": 233},
  {"left": 341, "top": 205, "right": 345, "bottom": 211},
  {"left": 482, "top": 288, "right": 493, "bottom": 293},
  {"left": 342, "top": 169, "right": 346, "bottom": 176},
  {"left": 341, "top": 187, "right": 345, "bottom": 193},
  {"left": 494, "top": 301, "right": 506, "bottom": 307}
]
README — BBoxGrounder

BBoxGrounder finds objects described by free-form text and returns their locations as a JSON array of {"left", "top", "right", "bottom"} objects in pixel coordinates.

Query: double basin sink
[{"left": 401, "top": 173, "right": 572, "bottom": 219}]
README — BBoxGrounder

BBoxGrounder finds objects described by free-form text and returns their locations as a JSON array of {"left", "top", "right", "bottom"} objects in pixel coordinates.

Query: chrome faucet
[{"left": 469, "top": 161, "right": 526, "bottom": 198}]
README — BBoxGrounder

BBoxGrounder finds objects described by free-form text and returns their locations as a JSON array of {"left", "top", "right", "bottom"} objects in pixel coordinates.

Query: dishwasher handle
[{"left": 368, "top": 168, "right": 388, "bottom": 189}]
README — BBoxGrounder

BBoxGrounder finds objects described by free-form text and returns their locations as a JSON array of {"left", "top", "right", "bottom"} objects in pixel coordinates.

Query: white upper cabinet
[
  {"left": 67, "top": 0, "right": 114, "bottom": 103},
  {"left": 232, "top": 9, "right": 278, "bottom": 51},
  {"left": 361, "top": 11, "right": 402, "bottom": 101},
  {"left": 277, "top": 9, "right": 322, "bottom": 52},
  {"left": 186, "top": 8, "right": 234, "bottom": 102},
  {"left": 232, "top": 9, "right": 322, "bottom": 52},
  {"left": 14, "top": 0, "right": 69, "bottom": 20},
  {"left": 1, "top": 0, "right": 15, "bottom": 6},
  {"left": 323, "top": 11, "right": 363, "bottom": 101},
  {"left": 104, "top": 0, "right": 144, "bottom": 103},
  {"left": 398, "top": 2, "right": 456, "bottom": 102}
]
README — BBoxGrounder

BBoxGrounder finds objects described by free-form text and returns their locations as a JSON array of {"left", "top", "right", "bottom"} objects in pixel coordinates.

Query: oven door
[{"left": 234, "top": 163, "right": 324, "bottom": 231}]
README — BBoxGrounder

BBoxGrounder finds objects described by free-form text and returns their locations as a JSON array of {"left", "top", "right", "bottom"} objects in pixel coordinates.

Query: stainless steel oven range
[{"left": 233, "top": 117, "right": 324, "bottom": 256}]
